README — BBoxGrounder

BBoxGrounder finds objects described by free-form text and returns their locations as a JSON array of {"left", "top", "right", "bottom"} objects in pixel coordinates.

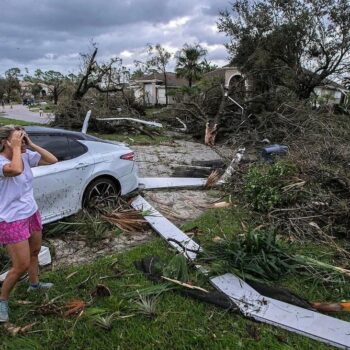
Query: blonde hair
[{"left": 0, "top": 126, "right": 17, "bottom": 152}]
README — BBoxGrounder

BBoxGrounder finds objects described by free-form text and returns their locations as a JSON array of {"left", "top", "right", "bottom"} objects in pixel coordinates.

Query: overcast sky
[{"left": 0, "top": 0, "right": 231, "bottom": 77}]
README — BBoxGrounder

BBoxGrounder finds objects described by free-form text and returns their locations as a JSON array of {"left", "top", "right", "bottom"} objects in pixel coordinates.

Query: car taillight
[{"left": 120, "top": 152, "right": 135, "bottom": 161}]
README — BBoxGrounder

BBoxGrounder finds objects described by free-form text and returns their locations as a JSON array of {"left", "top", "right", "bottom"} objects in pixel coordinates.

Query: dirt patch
[{"left": 46, "top": 231, "right": 153, "bottom": 269}]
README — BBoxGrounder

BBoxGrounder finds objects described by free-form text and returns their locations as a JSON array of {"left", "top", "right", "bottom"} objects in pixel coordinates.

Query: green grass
[
  {"left": 1, "top": 204, "right": 348, "bottom": 349},
  {"left": 0, "top": 238, "right": 332, "bottom": 350},
  {"left": 0, "top": 116, "right": 38, "bottom": 126},
  {"left": 0, "top": 148, "right": 347, "bottom": 349},
  {"left": 183, "top": 206, "right": 350, "bottom": 305}
]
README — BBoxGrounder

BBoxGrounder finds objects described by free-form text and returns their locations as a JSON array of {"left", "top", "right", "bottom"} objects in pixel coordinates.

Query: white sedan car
[{"left": 25, "top": 126, "right": 139, "bottom": 224}]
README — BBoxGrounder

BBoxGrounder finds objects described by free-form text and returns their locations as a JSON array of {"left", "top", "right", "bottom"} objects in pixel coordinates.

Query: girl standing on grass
[{"left": 0, "top": 126, "right": 58, "bottom": 322}]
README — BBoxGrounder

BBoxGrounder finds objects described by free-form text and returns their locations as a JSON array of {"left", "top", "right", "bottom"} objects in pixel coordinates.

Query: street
[{"left": 0, "top": 104, "right": 52, "bottom": 124}]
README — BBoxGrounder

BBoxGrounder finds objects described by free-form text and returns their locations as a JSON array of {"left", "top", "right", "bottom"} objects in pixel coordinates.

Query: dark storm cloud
[
  {"left": 2, "top": 0, "right": 194, "bottom": 34},
  {"left": 0, "top": 0, "right": 229, "bottom": 73}
]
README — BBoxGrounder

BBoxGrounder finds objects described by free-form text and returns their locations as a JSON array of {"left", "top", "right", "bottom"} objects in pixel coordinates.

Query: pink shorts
[{"left": 0, "top": 211, "right": 43, "bottom": 245}]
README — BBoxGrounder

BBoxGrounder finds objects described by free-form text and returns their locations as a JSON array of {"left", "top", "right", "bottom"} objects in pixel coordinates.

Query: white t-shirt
[{"left": 0, "top": 150, "right": 41, "bottom": 223}]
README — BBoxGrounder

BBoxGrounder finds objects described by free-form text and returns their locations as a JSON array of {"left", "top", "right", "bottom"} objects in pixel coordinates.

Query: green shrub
[
  {"left": 244, "top": 160, "right": 297, "bottom": 211},
  {"left": 205, "top": 229, "right": 294, "bottom": 281}
]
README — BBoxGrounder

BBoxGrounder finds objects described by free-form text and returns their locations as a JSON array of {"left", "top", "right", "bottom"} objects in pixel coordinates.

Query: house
[
  {"left": 204, "top": 66, "right": 251, "bottom": 92},
  {"left": 205, "top": 66, "right": 349, "bottom": 106},
  {"left": 131, "top": 72, "right": 188, "bottom": 105},
  {"left": 19, "top": 81, "right": 51, "bottom": 99},
  {"left": 313, "top": 79, "right": 349, "bottom": 106},
  {"left": 132, "top": 67, "right": 348, "bottom": 107}
]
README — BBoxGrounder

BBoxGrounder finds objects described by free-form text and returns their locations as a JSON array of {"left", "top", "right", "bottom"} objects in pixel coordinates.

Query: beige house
[
  {"left": 19, "top": 81, "right": 52, "bottom": 99},
  {"left": 313, "top": 81, "right": 349, "bottom": 106},
  {"left": 204, "top": 66, "right": 251, "bottom": 92},
  {"left": 131, "top": 72, "right": 188, "bottom": 105},
  {"left": 132, "top": 67, "right": 348, "bottom": 107}
]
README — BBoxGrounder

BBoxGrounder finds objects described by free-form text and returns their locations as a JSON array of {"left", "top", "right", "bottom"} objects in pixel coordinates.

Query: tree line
[{"left": 0, "top": 42, "right": 217, "bottom": 107}]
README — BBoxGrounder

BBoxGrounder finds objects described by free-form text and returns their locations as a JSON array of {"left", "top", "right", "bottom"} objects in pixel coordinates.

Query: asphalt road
[{"left": 0, "top": 104, "right": 52, "bottom": 124}]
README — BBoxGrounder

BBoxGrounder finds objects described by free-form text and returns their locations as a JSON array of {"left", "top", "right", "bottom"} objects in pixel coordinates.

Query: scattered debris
[
  {"left": 64, "top": 299, "right": 86, "bottom": 317},
  {"left": 101, "top": 209, "right": 148, "bottom": 233},
  {"left": 91, "top": 284, "right": 112, "bottom": 298},
  {"left": 211, "top": 201, "right": 232, "bottom": 208},
  {"left": 161, "top": 276, "right": 209, "bottom": 293},
  {"left": 205, "top": 170, "right": 221, "bottom": 189},
  {"left": 66, "top": 271, "right": 79, "bottom": 280},
  {"left": 133, "top": 194, "right": 350, "bottom": 349},
  {"left": 311, "top": 301, "right": 350, "bottom": 313},
  {"left": 218, "top": 148, "right": 245, "bottom": 184},
  {"left": 163, "top": 254, "right": 189, "bottom": 282},
  {"left": 261, "top": 144, "right": 289, "bottom": 161},
  {"left": 3, "top": 322, "right": 37, "bottom": 336}
]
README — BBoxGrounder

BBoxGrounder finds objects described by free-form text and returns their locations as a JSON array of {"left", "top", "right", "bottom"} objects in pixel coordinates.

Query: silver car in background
[{"left": 25, "top": 126, "right": 139, "bottom": 224}]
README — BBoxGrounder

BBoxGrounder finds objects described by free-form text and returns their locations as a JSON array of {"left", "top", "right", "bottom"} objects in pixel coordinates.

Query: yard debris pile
[
  {"left": 45, "top": 197, "right": 149, "bottom": 243},
  {"left": 101, "top": 209, "right": 148, "bottom": 233},
  {"left": 219, "top": 101, "right": 350, "bottom": 254}
]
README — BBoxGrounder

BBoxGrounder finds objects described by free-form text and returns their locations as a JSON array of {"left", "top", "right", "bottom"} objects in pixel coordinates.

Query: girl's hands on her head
[
  {"left": 7, "top": 130, "right": 25, "bottom": 149},
  {"left": 23, "top": 132, "right": 34, "bottom": 147}
]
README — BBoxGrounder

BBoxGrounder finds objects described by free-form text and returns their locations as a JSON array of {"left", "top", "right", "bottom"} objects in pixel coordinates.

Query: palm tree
[{"left": 175, "top": 44, "right": 207, "bottom": 87}]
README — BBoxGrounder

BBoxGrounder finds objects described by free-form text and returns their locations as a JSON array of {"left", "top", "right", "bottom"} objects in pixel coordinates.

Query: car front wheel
[{"left": 83, "top": 178, "right": 120, "bottom": 209}]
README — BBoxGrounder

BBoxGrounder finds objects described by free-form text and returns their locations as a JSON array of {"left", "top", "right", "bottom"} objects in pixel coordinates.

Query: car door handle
[{"left": 76, "top": 162, "right": 88, "bottom": 169}]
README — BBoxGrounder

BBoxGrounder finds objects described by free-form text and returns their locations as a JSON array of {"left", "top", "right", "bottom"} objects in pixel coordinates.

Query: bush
[
  {"left": 205, "top": 229, "right": 294, "bottom": 281},
  {"left": 244, "top": 160, "right": 298, "bottom": 211}
]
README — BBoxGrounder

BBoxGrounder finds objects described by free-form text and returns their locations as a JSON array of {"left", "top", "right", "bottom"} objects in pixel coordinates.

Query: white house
[{"left": 131, "top": 72, "right": 188, "bottom": 105}]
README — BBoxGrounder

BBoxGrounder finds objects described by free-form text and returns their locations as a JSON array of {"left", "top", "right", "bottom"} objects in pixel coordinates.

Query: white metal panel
[
  {"left": 131, "top": 195, "right": 201, "bottom": 260},
  {"left": 81, "top": 110, "right": 91, "bottom": 134},
  {"left": 97, "top": 117, "right": 162, "bottom": 128},
  {"left": 139, "top": 177, "right": 207, "bottom": 190},
  {"left": 211, "top": 273, "right": 350, "bottom": 349}
]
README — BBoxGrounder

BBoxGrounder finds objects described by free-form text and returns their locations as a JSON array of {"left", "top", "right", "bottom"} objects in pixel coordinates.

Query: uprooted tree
[
  {"left": 159, "top": 0, "right": 350, "bottom": 145},
  {"left": 54, "top": 45, "right": 135, "bottom": 129},
  {"left": 153, "top": 76, "right": 245, "bottom": 145},
  {"left": 217, "top": 0, "right": 350, "bottom": 100}
]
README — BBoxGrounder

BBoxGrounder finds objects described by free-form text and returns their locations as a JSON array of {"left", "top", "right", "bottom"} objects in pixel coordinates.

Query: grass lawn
[
  {"left": 0, "top": 116, "right": 38, "bottom": 126},
  {"left": 0, "top": 116, "right": 174, "bottom": 146},
  {"left": 0, "top": 204, "right": 346, "bottom": 349}
]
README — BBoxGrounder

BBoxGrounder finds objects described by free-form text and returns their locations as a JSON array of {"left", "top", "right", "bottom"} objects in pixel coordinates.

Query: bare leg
[
  {"left": 0, "top": 240, "right": 30, "bottom": 300},
  {"left": 28, "top": 231, "right": 42, "bottom": 285}
]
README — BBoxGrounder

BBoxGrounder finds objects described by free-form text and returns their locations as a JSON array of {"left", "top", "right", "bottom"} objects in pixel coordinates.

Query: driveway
[
  {"left": 0, "top": 104, "right": 52, "bottom": 124},
  {"left": 48, "top": 140, "right": 232, "bottom": 267}
]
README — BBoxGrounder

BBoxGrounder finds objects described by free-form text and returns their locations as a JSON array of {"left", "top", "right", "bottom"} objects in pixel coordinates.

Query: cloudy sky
[{"left": 0, "top": 0, "right": 231, "bottom": 77}]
